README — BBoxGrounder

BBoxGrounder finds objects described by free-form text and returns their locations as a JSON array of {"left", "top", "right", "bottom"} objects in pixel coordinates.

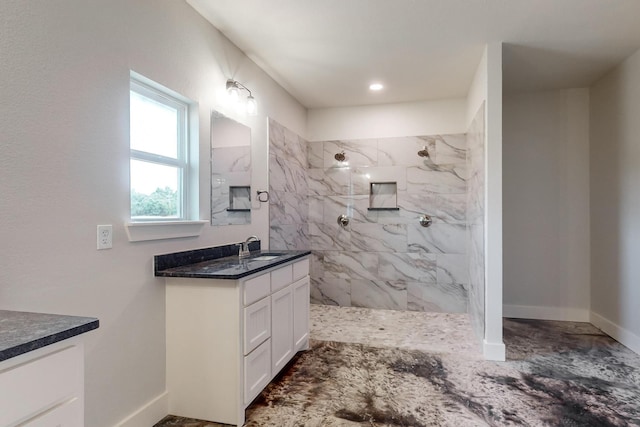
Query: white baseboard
[
  {"left": 590, "top": 312, "right": 640, "bottom": 355},
  {"left": 483, "top": 339, "right": 505, "bottom": 361},
  {"left": 503, "top": 304, "right": 590, "bottom": 322},
  {"left": 114, "top": 391, "right": 169, "bottom": 427}
]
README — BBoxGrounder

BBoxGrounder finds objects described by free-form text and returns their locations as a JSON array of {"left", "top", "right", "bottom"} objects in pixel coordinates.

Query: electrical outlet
[{"left": 97, "top": 225, "right": 112, "bottom": 250}]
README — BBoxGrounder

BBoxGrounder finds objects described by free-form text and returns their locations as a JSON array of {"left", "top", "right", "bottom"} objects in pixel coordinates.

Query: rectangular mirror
[{"left": 210, "top": 110, "right": 251, "bottom": 225}]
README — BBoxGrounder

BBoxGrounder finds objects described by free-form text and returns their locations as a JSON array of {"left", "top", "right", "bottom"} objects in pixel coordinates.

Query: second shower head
[{"left": 417, "top": 146, "right": 430, "bottom": 158}]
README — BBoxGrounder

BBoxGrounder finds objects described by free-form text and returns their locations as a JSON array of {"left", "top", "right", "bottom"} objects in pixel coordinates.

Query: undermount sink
[{"left": 250, "top": 252, "right": 286, "bottom": 261}]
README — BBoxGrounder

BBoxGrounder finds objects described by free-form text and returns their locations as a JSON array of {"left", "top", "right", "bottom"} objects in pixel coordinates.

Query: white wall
[
  {"left": 590, "top": 47, "right": 640, "bottom": 354},
  {"left": 464, "top": 44, "right": 505, "bottom": 361},
  {"left": 307, "top": 98, "right": 467, "bottom": 141},
  {"left": 0, "top": 1, "right": 305, "bottom": 426},
  {"left": 503, "top": 89, "right": 591, "bottom": 321}
]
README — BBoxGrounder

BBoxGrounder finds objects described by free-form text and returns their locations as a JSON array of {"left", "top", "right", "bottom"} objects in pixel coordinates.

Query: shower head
[
  {"left": 417, "top": 147, "right": 430, "bottom": 158},
  {"left": 334, "top": 151, "right": 346, "bottom": 162}
]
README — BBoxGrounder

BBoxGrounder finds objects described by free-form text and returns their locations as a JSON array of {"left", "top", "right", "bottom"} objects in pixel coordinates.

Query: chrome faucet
[{"left": 238, "top": 235, "right": 260, "bottom": 258}]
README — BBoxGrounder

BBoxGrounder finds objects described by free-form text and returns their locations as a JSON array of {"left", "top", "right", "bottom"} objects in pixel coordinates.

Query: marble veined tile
[
  {"left": 407, "top": 164, "right": 466, "bottom": 195},
  {"left": 433, "top": 134, "right": 466, "bottom": 165},
  {"left": 408, "top": 281, "right": 468, "bottom": 313},
  {"left": 307, "top": 195, "right": 324, "bottom": 224},
  {"left": 350, "top": 165, "right": 407, "bottom": 195},
  {"left": 351, "top": 280, "right": 407, "bottom": 310},
  {"left": 323, "top": 139, "right": 378, "bottom": 168},
  {"left": 378, "top": 252, "right": 436, "bottom": 282},
  {"left": 408, "top": 223, "right": 466, "bottom": 254},
  {"left": 322, "top": 195, "right": 371, "bottom": 225},
  {"left": 436, "top": 254, "right": 468, "bottom": 285},
  {"left": 350, "top": 223, "right": 407, "bottom": 253},
  {"left": 307, "top": 141, "right": 324, "bottom": 168},
  {"left": 269, "top": 224, "right": 309, "bottom": 251},
  {"left": 377, "top": 136, "right": 435, "bottom": 166},
  {"left": 309, "top": 222, "right": 350, "bottom": 251},
  {"left": 310, "top": 277, "right": 351, "bottom": 306},
  {"left": 284, "top": 126, "right": 307, "bottom": 168},
  {"left": 308, "top": 167, "right": 350, "bottom": 196},
  {"left": 268, "top": 118, "right": 284, "bottom": 150},
  {"left": 322, "top": 251, "right": 379, "bottom": 281},
  {"left": 269, "top": 153, "right": 293, "bottom": 192}
]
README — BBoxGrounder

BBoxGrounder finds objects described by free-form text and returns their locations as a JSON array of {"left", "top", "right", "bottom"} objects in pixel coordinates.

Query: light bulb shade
[
  {"left": 227, "top": 85, "right": 240, "bottom": 103},
  {"left": 246, "top": 95, "right": 257, "bottom": 116}
]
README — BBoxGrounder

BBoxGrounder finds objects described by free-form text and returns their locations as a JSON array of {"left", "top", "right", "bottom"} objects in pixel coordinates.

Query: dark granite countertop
[
  {"left": 0, "top": 310, "right": 99, "bottom": 363},
  {"left": 155, "top": 249, "right": 311, "bottom": 280}
]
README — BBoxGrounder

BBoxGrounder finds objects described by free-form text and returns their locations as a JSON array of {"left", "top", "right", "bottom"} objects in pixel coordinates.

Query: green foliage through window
[{"left": 131, "top": 187, "right": 178, "bottom": 217}]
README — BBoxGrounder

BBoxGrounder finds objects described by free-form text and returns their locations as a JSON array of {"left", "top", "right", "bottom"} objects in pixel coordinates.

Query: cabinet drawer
[
  {"left": 270, "top": 264, "right": 292, "bottom": 292},
  {"left": 0, "top": 345, "right": 82, "bottom": 427},
  {"left": 24, "top": 397, "right": 82, "bottom": 427},
  {"left": 244, "top": 339, "right": 271, "bottom": 406},
  {"left": 243, "top": 272, "right": 270, "bottom": 306},
  {"left": 292, "top": 258, "right": 309, "bottom": 281},
  {"left": 244, "top": 297, "right": 271, "bottom": 355}
]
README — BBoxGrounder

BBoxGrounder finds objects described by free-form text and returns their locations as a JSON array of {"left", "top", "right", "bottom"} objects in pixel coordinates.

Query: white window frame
[
  {"left": 129, "top": 78, "right": 189, "bottom": 221},
  {"left": 125, "top": 73, "right": 206, "bottom": 242}
]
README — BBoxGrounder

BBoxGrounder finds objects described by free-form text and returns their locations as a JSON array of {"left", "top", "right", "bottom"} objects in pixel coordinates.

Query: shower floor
[{"left": 309, "top": 303, "right": 481, "bottom": 357}]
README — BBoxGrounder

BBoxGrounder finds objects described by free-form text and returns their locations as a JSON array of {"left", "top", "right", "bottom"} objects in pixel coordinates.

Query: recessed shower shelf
[{"left": 369, "top": 181, "right": 398, "bottom": 210}]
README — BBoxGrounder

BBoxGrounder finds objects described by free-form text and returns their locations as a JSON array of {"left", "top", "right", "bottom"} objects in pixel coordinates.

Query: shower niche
[
  {"left": 368, "top": 181, "right": 399, "bottom": 210},
  {"left": 227, "top": 186, "right": 251, "bottom": 212}
]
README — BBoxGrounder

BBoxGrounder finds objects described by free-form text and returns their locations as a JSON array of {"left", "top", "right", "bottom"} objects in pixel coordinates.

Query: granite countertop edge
[
  {"left": 0, "top": 312, "right": 99, "bottom": 363},
  {"left": 155, "top": 250, "right": 311, "bottom": 280}
]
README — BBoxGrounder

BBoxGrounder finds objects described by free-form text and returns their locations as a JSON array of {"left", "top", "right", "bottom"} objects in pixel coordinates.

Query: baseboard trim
[
  {"left": 590, "top": 312, "right": 640, "bottom": 355},
  {"left": 114, "top": 391, "right": 168, "bottom": 427},
  {"left": 483, "top": 339, "right": 505, "bottom": 361},
  {"left": 503, "top": 304, "right": 590, "bottom": 322}
]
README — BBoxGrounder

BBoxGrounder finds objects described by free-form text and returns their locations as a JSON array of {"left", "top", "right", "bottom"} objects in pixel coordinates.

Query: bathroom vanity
[
  {"left": 155, "top": 244, "right": 311, "bottom": 426},
  {"left": 0, "top": 310, "right": 98, "bottom": 427}
]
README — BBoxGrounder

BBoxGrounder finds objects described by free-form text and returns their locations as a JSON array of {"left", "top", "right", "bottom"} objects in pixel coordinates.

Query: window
[{"left": 130, "top": 77, "right": 189, "bottom": 220}]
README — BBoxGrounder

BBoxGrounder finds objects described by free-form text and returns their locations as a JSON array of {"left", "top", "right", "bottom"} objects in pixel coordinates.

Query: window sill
[{"left": 125, "top": 220, "right": 208, "bottom": 242}]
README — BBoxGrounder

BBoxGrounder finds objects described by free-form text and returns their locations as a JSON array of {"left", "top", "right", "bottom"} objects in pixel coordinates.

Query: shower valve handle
[
  {"left": 337, "top": 214, "right": 349, "bottom": 228},
  {"left": 419, "top": 214, "right": 432, "bottom": 228}
]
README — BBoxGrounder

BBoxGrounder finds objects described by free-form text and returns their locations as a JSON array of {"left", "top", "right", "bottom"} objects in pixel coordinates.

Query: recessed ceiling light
[{"left": 369, "top": 83, "right": 384, "bottom": 91}]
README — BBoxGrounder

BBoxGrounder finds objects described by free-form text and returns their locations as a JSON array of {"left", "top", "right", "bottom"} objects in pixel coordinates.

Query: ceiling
[{"left": 187, "top": 0, "right": 640, "bottom": 109}]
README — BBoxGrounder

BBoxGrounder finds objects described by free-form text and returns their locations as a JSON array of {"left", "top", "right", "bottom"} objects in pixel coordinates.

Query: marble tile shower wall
[
  {"left": 466, "top": 104, "right": 486, "bottom": 337},
  {"left": 268, "top": 119, "right": 310, "bottom": 250},
  {"left": 308, "top": 135, "right": 469, "bottom": 313}
]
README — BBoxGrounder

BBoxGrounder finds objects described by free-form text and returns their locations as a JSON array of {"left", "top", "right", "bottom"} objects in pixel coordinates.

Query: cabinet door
[
  {"left": 271, "top": 285, "right": 293, "bottom": 375},
  {"left": 244, "top": 339, "right": 271, "bottom": 406},
  {"left": 0, "top": 345, "right": 82, "bottom": 427},
  {"left": 244, "top": 296, "right": 271, "bottom": 355},
  {"left": 292, "top": 276, "right": 310, "bottom": 351}
]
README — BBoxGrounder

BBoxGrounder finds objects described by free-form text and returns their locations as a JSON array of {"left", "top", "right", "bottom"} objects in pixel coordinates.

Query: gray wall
[{"left": 590, "top": 48, "right": 640, "bottom": 351}]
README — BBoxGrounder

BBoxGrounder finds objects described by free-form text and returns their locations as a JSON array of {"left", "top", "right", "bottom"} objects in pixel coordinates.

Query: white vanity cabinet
[
  {"left": 0, "top": 341, "right": 84, "bottom": 427},
  {"left": 165, "top": 256, "right": 310, "bottom": 426}
]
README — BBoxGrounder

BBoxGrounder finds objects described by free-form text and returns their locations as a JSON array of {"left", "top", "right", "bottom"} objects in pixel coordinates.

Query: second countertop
[{"left": 155, "top": 243, "right": 310, "bottom": 280}]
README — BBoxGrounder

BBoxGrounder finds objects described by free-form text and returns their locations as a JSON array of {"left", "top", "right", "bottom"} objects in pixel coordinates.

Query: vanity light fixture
[{"left": 226, "top": 79, "right": 258, "bottom": 116}]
